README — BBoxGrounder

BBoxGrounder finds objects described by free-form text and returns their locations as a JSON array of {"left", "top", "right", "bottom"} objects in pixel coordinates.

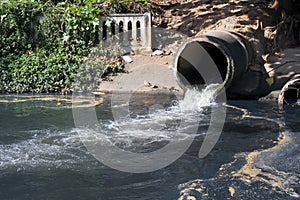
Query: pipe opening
[
  {"left": 279, "top": 75, "right": 300, "bottom": 107},
  {"left": 283, "top": 84, "right": 300, "bottom": 104},
  {"left": 177, "top": 56, "right": 204, "bottom": 85},
  {"left": 198, "top": 41, "right": 228, "bottom": 81},
  {"left": 176, "top": 41, "right": 228, "bottom": 87}
]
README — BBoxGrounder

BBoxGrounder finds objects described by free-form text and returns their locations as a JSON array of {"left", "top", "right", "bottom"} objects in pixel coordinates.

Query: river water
[{"left": 0, "top": 88, "right": 299, "bottom": 199}]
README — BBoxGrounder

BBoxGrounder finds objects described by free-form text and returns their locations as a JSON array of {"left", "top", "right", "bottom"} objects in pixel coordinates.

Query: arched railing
[{"left": 99, "top": 13, "right": 151, "bottom": 51}]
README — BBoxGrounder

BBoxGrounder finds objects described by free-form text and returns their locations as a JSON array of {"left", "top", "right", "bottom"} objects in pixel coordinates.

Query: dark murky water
[{"left": 0, "top": 93, "right": 299, "bottom": 199}]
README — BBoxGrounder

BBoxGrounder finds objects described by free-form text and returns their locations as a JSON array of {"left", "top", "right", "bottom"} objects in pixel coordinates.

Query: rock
[
  {"left": 144, "top": 81, "right": 158, "bottom": 88},
  {"left": 151, "top": 50, "right": 164, "bottom": 56},
  {"left": 121, "top": 55, "right": 133, "bottom": 63}
]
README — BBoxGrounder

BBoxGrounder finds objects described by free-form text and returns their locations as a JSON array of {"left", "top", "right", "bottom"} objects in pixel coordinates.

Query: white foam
[
  {"left": 0, "top": 129, "right": 89, "bottom": 171},
  {"left": 77, "top": 85, "right": 220, "bottom": 152},
  {"left": 1, "top": 85, "right": 220, "bottom": 170},
  {"left": 179, "top": 84, "right": 220, "bottom": 112}
]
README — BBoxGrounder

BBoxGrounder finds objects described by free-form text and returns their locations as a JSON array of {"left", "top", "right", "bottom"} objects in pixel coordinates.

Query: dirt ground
[
  {"left": 151, "top": 0, "right": 300, "bottom": 67},
  {"left": 97, "top": 54, "right": 183, "bottom": 94}
]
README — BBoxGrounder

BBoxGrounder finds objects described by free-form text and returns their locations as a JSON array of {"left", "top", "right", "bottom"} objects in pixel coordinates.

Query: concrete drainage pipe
[
  {"left": 278, "top": 74, "right": 300, "bottom": 108},
  {"left": 175, "top": 30, "right": 253, "bottom": 96}
]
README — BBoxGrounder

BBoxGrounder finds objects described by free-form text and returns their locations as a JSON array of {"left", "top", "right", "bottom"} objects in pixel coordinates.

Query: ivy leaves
[{"left": 1, "top": 51, "right": 82, "bottom": 94}]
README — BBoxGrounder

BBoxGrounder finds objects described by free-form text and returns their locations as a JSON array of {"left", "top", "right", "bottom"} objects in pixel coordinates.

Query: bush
[
  {"left": 0, "top": 0, "right": 46, "bottom": 56},
  {"left": 2, "top": 51, "right": 82, "bottom": 94},
  {"left": 0, "top": 0, "right": 148, "bottom": 94},
  {"left": 74, "top": 44, "right": 125, "bottom": 92}
]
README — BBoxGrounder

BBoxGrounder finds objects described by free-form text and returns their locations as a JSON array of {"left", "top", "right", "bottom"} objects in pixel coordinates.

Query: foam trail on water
[
  {"left": 0, "top": 85, "right": 221, "bottom": 170},
  {"left": 0, "top": 129, "right": 92, "bottom": 171},
  {"left": 77, "top": 84, "right": 221, "bottom": 152}
]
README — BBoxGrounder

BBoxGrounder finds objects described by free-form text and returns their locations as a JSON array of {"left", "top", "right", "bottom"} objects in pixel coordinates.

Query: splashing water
[
  {"left": 0, "top": 128, "right": 89, "bottom": 171},
  {"left": 179, "top": 84, "right": 221, "bottom": 112},
  {"left": 77, "top": 84, "right": 222, "bottom": 154},
  {"left": 0, "top": 84, "right": 221, "bottom": 170}
]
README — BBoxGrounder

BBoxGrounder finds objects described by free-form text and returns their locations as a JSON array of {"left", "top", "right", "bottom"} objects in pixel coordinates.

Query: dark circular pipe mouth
[
  {"left": 282, "top": 83, "right": 300, "bottom": 104},
  {"left": 278, "top": 75, "right": 300, "bottom": 107},
  {"left": 175, "top": 39, "right": 231, "bottom": 88},
  {"left": 283, "top": 87, "right": 300, "bottom": 104},
  {"left": 175, "top": 31, "right": 250, "bottom": 91}
]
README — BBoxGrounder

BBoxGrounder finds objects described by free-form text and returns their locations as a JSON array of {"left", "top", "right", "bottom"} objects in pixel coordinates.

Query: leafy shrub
[
  {"left": 0, "top": 0, "right": 148, "bottom": 94},
  {"left": 0, "top": 54, "right": 18, "bottom": 92},
  {"left": 0, "top": 0, "right": 46, "bottom": 56},
  {"left": 4, "top": 51, "right": 82, "bottom": 94},
  {"left": 73, "top": 44, "right": 125, "bottom": 92}
]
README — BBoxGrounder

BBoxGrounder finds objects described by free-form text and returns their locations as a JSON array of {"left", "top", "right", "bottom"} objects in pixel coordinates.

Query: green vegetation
[{"left": 0, "top": 0, "right": 150, "bottom": 94}]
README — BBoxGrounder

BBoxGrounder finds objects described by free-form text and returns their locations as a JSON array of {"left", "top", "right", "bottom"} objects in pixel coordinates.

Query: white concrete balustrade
[{"left": 100, "top": 13, "right": 152, "bottom": 51}]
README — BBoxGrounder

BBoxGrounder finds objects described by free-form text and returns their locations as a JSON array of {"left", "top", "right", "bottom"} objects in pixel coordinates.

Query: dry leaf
[
  {"left": 266, "top": 77, "right": 274, "bottom": 86},
  {"left": 229, "top": 187, "right": 235, "bottom": 197}
]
